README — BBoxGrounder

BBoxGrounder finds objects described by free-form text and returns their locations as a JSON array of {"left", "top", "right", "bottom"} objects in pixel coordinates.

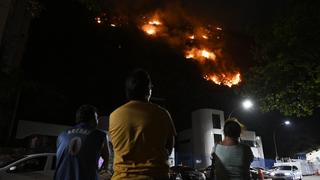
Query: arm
[
  {"left": 100, "top": 134, "right": 112, "bottom": 177},
  {"left": 165, "top": 111, "right": 177, "bottom": 156},
  {"left": 165, "top": 135, "right": 175, "bottom": 156}
]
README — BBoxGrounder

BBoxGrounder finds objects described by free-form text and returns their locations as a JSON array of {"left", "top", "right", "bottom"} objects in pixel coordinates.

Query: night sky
[{"left": 17, "top": 0, "right": 320, "bottom": 158}]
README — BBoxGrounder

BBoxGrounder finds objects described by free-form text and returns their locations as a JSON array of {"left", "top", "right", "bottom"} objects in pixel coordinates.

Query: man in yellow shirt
[{"left": 109, "top": 69, "right": 176, "bottom": 180}]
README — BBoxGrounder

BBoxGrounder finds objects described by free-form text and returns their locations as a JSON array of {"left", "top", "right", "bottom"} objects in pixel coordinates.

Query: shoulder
[
  {"left": 110, "top": 103, "right": 128, "bottom": 115},
  {"left": 149, "top": 102, "right": 171, "bottom": 115}
]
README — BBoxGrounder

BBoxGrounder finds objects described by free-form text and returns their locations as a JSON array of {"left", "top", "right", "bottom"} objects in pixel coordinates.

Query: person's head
[
  {"left": 75, "top": 104, "right": 98, "bottom": 127},
  {"left": 125, "top": 69, "right": 152, "bottom": 101},
  {"left": 223, "top": 118, "right": 243, "bottom": 139}
]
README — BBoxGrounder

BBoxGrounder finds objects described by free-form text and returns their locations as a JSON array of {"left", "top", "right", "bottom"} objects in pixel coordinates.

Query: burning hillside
[{"left": 93, "top": 3, "right": 241, "bottom": 87}]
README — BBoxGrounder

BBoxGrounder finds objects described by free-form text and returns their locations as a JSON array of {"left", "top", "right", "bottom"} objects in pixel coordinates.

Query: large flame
[
  {"left": 204, "top": 72, "right": 241, "bottom": 87},
  {"left": 141, "top": 15, "right": 163, "bottom": 36},
  {"left": 185, "top": 48, "right": 216, "bottom": 62},
  {"left": 94, "top": 9, "right": 241, "bottom": 87},
  {"left": 142, "top": 24, "right": 157, "bottom": 35}
]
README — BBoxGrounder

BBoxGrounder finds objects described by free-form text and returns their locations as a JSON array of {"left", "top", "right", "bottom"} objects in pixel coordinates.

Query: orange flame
[
  {"left": 185, "top": 48, "right": 216, "bottom": 62},
  {"left": 95, "top": 17, "right": 102, "bottom": 24},
  {"left": 202, "top": 35, "right": 208, "bottom": 39},
  {"left": 142, "top": 24, "right": 157, "bottom": 35},
  {"left": 141, "top": 14, "right": 163, "bottom": 36},
  {"left": 99, "top": 9, "right": 241, "bottom": 87},
  {"left": 148, "top": 20, "right": 161, "bottom": 25},
  {"left": 204, "top": 72, "right": 241, "bottom": 87}
]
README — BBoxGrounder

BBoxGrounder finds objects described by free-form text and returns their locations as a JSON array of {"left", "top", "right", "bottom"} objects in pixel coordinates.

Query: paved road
[
  {"left": 302, "top": 176, "right": 320, "bottom": 180},
  {"left": 264, "top": 176, "right": 320, "bottom": 180}
]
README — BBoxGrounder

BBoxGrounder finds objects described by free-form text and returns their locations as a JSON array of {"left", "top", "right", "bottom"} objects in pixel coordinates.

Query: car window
[
  {"left": 0, "top": 155, "right": 26, "bottom": 168},
  {"left": 276, "top": 166, "right": 292, "bottom": 171},
  {"left": 12, "top": 156, "right": 47, "bottom": 173},
  {"left": 293, "top": 166, "right": 298, "bottom": 171},
  {"left": 51, "top": 156, "right": 56, "bottom": 170}
]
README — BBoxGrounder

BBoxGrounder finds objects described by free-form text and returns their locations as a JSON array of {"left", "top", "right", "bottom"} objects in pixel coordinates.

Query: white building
[
  {"left": 176, "top": 108, "right": 265, "bottom": 169},
  {"left": 306, "top": 149, "right": 320, "bottom": 174}
]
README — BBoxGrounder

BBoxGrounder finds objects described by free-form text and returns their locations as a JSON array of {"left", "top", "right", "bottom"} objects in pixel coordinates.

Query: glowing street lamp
[
  {"left": 242, "top": 99, "right": 253, "bottom": 110},
  {"left": 228, "top": 99, "right": 254, "bottom": 119},
  {"left": 273, "top": 120, "right": 291, "bottom": 160}
]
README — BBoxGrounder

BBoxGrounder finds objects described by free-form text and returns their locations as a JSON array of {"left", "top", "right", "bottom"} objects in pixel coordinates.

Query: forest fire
[
  {"left": 142, "top": 24, "right": 157, "bottom": 35},
  {"left": 94, "top": 9, "right": 241, "bottom": 87},
  {"left": 204, "top": 73, "right": 241, "bottom": 87},
  {"left": 141, "top": 15, "right": 163, "bottom": 36},
  {"left": 95, "top": 17, "right": 102, "bottom": 24},
  {"left": 185, "top": 48, "right": 216, "bottom": 62}
]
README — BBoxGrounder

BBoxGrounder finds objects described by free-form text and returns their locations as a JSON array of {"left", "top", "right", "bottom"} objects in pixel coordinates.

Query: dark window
[
  {"left": 212, "top": 114, "right": 221, "bottom": 129},
  {"left": 13, "top": 156, "right": 47, "bottom": 173},
  {"left": 51, "top": 156, "right": 56, "bottom": 170},
  {"left": 214, "top": 134, "right": 222, "bottom": 143}
]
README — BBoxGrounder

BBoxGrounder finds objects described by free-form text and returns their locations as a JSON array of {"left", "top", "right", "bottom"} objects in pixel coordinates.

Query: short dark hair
[
  {"left": 223, "top": 118, "right": 242, "bottom": 138},
  {"left": 76, "top": 104, "right": 97, "bottom": 123},
  {"left": 125, "top": 69, "right": 152, "bottom": 100}
]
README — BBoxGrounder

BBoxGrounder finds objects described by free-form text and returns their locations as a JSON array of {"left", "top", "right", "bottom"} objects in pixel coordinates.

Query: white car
[
  {"left": 0, "top": 153, "right": 56, "bottom": 180},
  {"left": 270, "top": 165, "right": 302, "bottom": 180}
]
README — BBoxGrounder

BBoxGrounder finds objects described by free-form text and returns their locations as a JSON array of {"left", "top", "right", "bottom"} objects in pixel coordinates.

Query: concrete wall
[
  {"left": 176, "top": 108, "right": 265, "bottom": 169},
  {"left": 192, "top": 109, "right": 225, "bottom": 169}
]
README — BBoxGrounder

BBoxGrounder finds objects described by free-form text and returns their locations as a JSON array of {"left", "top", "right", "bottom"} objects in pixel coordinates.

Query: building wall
[
  {"left": 306, "top": 149, "right": 320, "bottom": 163},
  {"left": 192, "top": 109, "right": 224, "bottom": 169},
  {"left": 177, "top": 108, "right": 265, "bottom": 169}
]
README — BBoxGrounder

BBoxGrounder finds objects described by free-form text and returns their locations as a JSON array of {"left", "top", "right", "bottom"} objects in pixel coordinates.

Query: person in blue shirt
[{"left": 54, "top": 104, "right": 111, "bottom": 180}]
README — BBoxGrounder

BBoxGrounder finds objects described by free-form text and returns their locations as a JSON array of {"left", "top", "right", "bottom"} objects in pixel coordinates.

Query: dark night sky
[{"left": 17, "top": 0, "right": 320, "bottom": 158}]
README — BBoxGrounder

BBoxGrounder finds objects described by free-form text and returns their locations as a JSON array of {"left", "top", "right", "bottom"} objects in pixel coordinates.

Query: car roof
[{"left": 25, "top": 153, "right": 56, "bottom": 157}]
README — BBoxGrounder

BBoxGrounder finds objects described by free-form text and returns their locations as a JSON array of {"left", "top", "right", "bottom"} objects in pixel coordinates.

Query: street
[
  {"left": 264, "top": 176, "right": 320, "bottom": 180},
  {"left": 301, "top": 176, "right": 320, "bottom": 180}
]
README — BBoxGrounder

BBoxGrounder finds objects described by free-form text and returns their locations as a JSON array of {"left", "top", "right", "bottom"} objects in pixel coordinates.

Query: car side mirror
[{"left": 7, "top": 166, "right": 17, "bottom": 173}]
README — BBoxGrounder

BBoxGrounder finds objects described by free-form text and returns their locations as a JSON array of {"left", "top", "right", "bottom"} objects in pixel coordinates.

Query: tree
[{"left": 241, "top": 0, "right": 320, "bottom": 117}]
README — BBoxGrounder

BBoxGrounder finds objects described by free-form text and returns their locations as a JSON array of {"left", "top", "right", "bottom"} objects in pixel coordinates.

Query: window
[
  {"left": 212, "top": 114, "right": 221, "bottom": 129},
  {"left": 214, "top": 134, "right": 222, "bottom": 143},
  {"left": 51, "top": 156, "right": 56, "bottom": 170},
  {"left": 13, "top": 156, "right": 47, "bottom": 173}
]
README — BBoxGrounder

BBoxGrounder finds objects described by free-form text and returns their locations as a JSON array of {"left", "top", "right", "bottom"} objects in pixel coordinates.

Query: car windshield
[
  {"left": 276, "top": 166, "right": 292, "bottom": 170},
  {"left": 0, "top": 155, "right": 26, "bottom": 168}
]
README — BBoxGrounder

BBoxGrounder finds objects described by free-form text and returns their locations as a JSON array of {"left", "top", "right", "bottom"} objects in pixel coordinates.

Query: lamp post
[
  {"left": 227, "top": 99, "right": 254, "bottom": 119},
  {"left": 273, "top": 120, "right": 291, "bottom": 160}
]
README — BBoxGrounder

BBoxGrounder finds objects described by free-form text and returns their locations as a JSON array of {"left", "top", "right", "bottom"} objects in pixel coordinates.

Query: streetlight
[
  {"left": 227, "top": 99, "right": 254, "bottom": 119},
  {"left": 273, "top": 120, "right": 291, "bottom": 160}
]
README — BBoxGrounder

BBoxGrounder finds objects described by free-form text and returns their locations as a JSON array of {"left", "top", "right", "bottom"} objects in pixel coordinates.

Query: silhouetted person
[
  {"left": 109, "top": 69, "right": 176, "bottom": 180},
  {"left": 54, "top": 105, "right": 110, "bottom": 180},
  {"left": 212, "top": 118, "right": 253, "bottom": 180}
]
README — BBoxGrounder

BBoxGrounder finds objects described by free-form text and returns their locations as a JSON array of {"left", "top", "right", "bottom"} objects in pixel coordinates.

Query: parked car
[
  {"left": 0, "top": 153, "right": 56, "bottom": 180},
  {"left": 169, "top": 166, "right": 206, "bottom": 180},
  {"left": 264, "top": 166, "right": 277, "bottom": 179},
  {"left": 269, "top": 165, "right": 303, "bottom": 180},
  {"left": 250, "top": 167, "right": 267, "bottom": 180}
]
